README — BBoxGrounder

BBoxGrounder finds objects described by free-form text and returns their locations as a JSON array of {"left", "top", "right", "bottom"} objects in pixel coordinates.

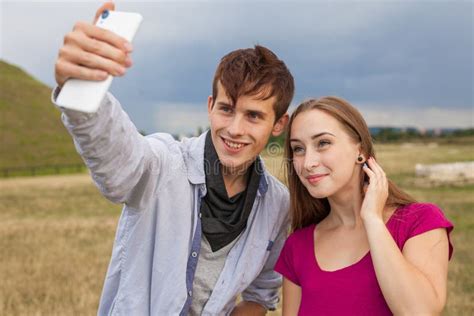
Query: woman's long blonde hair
[{"left": 285, "top": 97, "right": 416, "bottom": 231}]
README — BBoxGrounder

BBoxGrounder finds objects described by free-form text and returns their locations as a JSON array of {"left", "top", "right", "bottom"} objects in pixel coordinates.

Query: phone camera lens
[{"left": 101, "top": 10, "right": 109, "bottom": 19}]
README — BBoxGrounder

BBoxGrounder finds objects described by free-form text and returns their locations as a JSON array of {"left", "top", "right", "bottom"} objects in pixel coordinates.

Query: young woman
[{"left": 275, "top": 97, "right": 453, "bottom": 315}]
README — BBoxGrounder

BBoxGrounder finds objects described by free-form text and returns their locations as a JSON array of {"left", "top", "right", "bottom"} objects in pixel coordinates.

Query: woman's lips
[{"left": 306, "top": 174, "right": 328, "bottom": 184}]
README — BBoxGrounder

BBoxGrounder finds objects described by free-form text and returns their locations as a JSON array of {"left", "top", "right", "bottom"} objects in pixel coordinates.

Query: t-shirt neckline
[{"left": 311, "top": 205, "right": 403, "bottom": 273}]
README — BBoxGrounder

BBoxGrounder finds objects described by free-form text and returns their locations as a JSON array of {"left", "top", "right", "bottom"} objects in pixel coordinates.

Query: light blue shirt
[{"left": 53, "top": 89, "right": 290, "bottom": 315}]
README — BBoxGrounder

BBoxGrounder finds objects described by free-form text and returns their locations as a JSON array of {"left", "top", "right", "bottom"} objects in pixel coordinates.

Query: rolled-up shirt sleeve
[
  {"left": 51, "top": 87, "right": 171, "bottom": 211},
  {"left": 241, "top": 217, "right": 290, "bottom": 311}
]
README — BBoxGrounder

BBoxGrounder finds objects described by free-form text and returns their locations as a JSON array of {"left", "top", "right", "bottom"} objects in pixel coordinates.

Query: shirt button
[
  {"left": 199, "top": 212, "right": 202, "bottom": 218},
  {"left": 191, "top": 252, "right": 197, "bottom": 258},
  {"left": 188, "top": 290, "right": 193, "bottom": 297}
]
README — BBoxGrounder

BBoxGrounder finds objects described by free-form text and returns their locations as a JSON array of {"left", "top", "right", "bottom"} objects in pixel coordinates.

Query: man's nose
[{"left": 227, "top": 116, "right": 245, "bottom": 137}]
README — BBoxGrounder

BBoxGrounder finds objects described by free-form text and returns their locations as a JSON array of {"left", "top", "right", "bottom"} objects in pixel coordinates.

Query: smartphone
[{"left": 56, "top": 10, "right": 143, "bottom": 113}]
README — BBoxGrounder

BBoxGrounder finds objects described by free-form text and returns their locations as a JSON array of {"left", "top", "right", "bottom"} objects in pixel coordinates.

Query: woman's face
[{"left": 290, "top": 109, "right": 362, "bottom": 199}]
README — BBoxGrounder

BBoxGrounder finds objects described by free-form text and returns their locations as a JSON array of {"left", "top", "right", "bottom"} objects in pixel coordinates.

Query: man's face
[{"left": 208, "top": 82, "right": 288, "bottom": 174}]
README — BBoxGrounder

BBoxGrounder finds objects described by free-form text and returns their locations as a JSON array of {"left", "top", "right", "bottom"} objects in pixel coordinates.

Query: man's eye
[
  {"left": 221, "top": 106, "right": 232, "bottom": 113},
  {"left": 248, "top": 112, "right": 260, "bottom": 120}
]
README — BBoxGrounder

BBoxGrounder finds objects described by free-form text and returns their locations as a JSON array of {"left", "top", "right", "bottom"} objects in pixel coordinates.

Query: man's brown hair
[{"left": 212, "top": 45, "right": 294, "bottom": 120}]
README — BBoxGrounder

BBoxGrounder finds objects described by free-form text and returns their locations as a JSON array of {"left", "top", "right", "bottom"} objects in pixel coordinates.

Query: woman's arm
[
  {"left": 364, "top": 218, "right": 449, "bottom": 314},
  {"left": 282, "top": 278, "right": 302, "bottom": 316},
  {"left": 231, "top": 301, "right": 266, "bottom": 316},
  {"left": 361, "top": 157, "right": 449, "bottom": 314}
]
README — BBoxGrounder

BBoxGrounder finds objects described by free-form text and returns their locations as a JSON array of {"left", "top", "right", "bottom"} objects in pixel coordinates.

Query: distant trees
[{"left": 372, "top": 127, "right": 474, "bottom": 142}]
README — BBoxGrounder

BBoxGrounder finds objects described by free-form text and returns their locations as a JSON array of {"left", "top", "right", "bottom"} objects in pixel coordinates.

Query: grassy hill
[{"left": 0, "top": 60, "right": 83, "bottom": 171}]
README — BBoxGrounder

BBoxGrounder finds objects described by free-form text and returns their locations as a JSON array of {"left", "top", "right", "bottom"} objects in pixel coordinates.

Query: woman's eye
[
  {"left": 292, "top": 146, "right": 304, "bottom": 154},
  {"left": 318, "top": 140, "right": 331, "bottom": 148}
]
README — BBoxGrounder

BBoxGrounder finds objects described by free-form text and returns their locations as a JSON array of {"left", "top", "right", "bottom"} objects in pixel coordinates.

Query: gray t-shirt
[{"left": 189, "top": 235, "right": 241, "bottom": 315}]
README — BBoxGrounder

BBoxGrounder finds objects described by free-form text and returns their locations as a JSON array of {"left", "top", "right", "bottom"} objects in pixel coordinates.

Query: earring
[{"left": 357, "top": 156, "right": 363, "bottom": 162}]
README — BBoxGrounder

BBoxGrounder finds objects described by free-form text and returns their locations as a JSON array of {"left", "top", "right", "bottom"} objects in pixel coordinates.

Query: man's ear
[
  {"left": 272, "top": 113, "right": 289, "bottom": 137},
  {"left": 207, "top": 95, "right": 214, "bottom": 115}
]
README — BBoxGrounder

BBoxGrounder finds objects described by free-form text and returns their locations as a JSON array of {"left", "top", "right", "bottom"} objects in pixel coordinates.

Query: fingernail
[
  {"left": 124, "top": 42, "right": 133, "bottom": 52},
  {"left": 125, "top": 56, "right": 132, "bottom": 67},
  {"left": 99, "top": 71, "right": 108, "bottom": 79},
  {"left": 116, "top": 66, "right": 126, "bottom": 75}
]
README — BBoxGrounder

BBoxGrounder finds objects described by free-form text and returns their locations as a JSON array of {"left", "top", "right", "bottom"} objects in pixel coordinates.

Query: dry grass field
[{"left": 1, "top": 142, "right": 473, "bottom": 315}]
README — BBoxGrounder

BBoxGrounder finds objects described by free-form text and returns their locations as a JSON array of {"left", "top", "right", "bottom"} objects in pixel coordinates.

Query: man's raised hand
[{"left": 54, "top": 2, "right": 133, "bottom": 88}]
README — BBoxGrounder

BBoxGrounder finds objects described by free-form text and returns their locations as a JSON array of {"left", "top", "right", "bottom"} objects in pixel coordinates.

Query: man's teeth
[{"left": 224, "top": 139, "right": 245, "bottom": 149}]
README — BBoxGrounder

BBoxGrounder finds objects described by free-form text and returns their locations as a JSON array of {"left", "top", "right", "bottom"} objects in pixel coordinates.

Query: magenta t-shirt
[{"left": 274, "top": 203, "right": 454, "bottom": 315}]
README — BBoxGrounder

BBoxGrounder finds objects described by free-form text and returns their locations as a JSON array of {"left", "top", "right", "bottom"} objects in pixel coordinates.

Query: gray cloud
[{"left": 1, "top": 0, "right": 472, "bottom": 134}]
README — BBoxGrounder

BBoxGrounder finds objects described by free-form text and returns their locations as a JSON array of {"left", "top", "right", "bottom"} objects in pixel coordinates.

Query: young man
[{"left": 53, "top": 3, "right": 294, "bottom": 315}]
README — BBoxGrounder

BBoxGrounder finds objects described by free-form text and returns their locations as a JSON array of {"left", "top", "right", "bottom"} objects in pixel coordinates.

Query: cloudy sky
[{"left": 1, "top": 0, "right": 472, "bottom": 134}]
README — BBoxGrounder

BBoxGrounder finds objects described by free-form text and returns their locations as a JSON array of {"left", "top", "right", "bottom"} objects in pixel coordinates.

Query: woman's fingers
[
  {"left": 363, "top": 181, "right": 369, "bottom": 194},
  {"left": 362, "top": 162, "right": 375, "bottom": 179},
  {"left": 367, "top": 157, "right": 389, "bottom": 193},
  {"left": 367, "top": 158, "right": 384, "bottom": 181}
]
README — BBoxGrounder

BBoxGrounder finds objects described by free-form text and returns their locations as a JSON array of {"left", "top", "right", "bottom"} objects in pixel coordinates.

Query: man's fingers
[
  {"left": 66, "top": 22, "right": 132, "bottom": 71},
  {"left": 55, "top": 60, "right": 109, "bottom": 85},
  {"left": 72, "top": 31, "right": 130, "bottom": 67},
  {"left": 54, "top": 2, "right": 134, "bottom": 87},
  {"left": 59, "top": 45, "right": 126, "bottom": 77},
  {"left": 93, "top": 1, "right": 115, "bottom": 24},
  {"left": 74, "top": 22, "right": 132, "bottom": 54}
]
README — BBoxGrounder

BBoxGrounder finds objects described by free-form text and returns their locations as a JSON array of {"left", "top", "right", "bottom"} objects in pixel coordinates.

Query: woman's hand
[{"left": 360, "top": 157, "right": 389, "bottom": 223}]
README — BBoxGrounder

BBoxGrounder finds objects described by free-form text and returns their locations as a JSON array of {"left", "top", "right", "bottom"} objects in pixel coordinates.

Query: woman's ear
[{"left": 356, "top": 149, "right": 366, "bottom": 164}]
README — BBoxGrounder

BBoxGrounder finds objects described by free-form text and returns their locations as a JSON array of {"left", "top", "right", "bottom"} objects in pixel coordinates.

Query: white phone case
[{"left": 56, "top": 11, "right": 143, "bottom": 113}]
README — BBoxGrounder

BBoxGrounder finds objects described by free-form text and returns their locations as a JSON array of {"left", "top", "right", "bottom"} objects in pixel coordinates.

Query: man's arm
[
  {"left": 53, "top": 2, "right": 171, "bottom": 210},
  {"left": 55, "top": 90, "right": 171, "bottom": 210}
]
